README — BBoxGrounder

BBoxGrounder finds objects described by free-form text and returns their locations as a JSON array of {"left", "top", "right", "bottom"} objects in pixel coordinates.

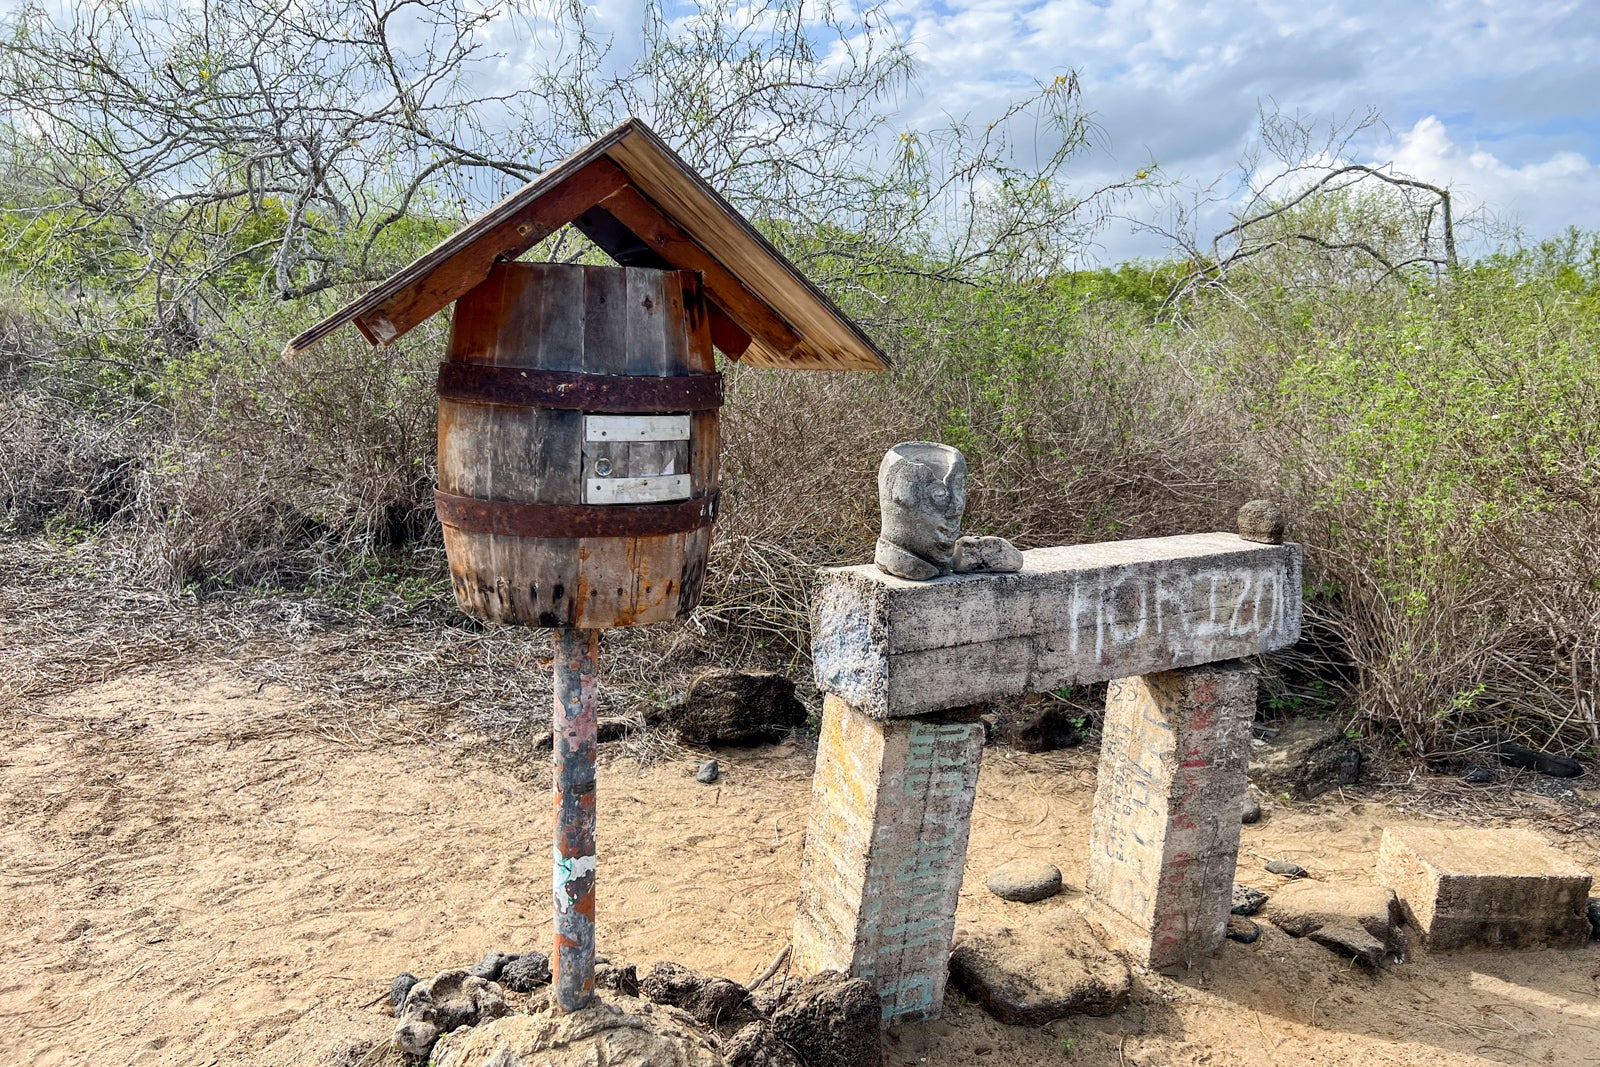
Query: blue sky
[{"left": 881, "top": 0, "right": 1600, "bottom": 258}]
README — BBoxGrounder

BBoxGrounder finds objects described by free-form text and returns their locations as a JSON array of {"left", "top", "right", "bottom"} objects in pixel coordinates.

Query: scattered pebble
[
  {"left": 1225, "top": 917, "right": 1261, "bottom": 944},
  {"left": 1265, "top": 859, "right": 1308, "bottom": 878},
  {"left": 1240, "top": 792, "right": 1262, "bottom": 824},
  {"left": 696, "top": 759, "right": 720, "bottom": 784},
  {"left": 984, "top": 859, "right": 1064, "bottom": 903},
  {"left": 1231, "top": 884, "right": 1268, "bottom": 916}
]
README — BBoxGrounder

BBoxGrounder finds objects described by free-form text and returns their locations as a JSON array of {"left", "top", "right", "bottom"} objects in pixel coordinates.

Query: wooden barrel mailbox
[
  {"left": 436, "top": 262, "right": 720, "bottom": 628},
  {"left": 282, "top": 118, "right": 889, "bottom": 1016}
]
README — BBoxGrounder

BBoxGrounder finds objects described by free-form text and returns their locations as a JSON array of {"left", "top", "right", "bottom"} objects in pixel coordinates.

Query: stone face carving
[
  {"left": 874, "top": 442, "right": 1022, "bottom": 581},
  {"left": 875, "top": 442, "right": 967, "bottom": 580}
]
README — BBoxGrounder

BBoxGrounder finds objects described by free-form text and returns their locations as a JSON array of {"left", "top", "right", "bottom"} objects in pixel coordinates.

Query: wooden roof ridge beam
[{"left": 592, "top": 184, "right": 805, "bottom": 365}]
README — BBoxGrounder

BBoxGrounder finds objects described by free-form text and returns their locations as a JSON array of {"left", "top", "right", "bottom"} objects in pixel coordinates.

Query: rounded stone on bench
[
  {"left": 1237, "top": 499, "right": 1285, "bottom": 544},
  {"left": 986, "top": 860, "right": 1063, "bottom": 903}
]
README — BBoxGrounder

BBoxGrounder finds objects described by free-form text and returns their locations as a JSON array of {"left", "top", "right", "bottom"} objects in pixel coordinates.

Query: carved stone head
[{"left": 875, "top": 442, "right": 967, "bottom": 580}]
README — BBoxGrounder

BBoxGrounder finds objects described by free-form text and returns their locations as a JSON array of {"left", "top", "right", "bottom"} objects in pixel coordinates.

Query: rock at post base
[
  {"left": 1232, "top": 884, "right": 1269, "bottom": 916},
  {"left": 766, "top": 971, "right": 882, "bottom": 1067},
  {"left": 985, "top": 859, "right": 1064, "bottom": 903},
  {"left": 948, "top": 913, "right": 1131, "bottom": 1026},
  {"left": 430, "top": 995, "right": 722, "bottom": 1067},
  {"left": 640, "top": 961, "right": 750, "bottom": 1027},
  {"left": 1248, "top": 719, "right": 1361, "bottom": 801},
  {"left": 500, "top": 951, "right": 552, "bottom": 992},
  {"left": 648, "top": 669, "right": 808, "bottom": 746},
  {"left": 393, "top": 969, "right": 508, "bottom": 1057},
  {"left": 1266, "top": 882, "right": 1406, "bottom": 967},
  {"left": 722, "top": 1021, "right": 804, "bottom": 1067},
  {"left": 995, "top": 703, "right": 1084, "bottom": 753}
]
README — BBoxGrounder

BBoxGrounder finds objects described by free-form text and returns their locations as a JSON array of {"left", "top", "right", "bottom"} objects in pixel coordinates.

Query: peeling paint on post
[{"left": 552, "top": 627, "right": 599, "bottom": 1012}]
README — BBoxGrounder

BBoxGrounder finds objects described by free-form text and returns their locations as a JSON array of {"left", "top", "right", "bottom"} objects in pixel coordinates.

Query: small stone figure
[
  {"left": 874, "top": 442, "right": 1021, "bottom": 580},
  {"left": 875, "top": 442, "right": 967, "bottom": 580}
]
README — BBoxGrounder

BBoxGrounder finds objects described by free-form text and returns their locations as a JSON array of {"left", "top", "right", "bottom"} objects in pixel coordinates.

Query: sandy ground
[{"left": 4, "top": 666, "right": 1600, "bottom": 1067}]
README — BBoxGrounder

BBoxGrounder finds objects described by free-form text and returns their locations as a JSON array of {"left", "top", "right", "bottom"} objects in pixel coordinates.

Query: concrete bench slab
[
  {"left": 1378, "top": 826, "right": 1592, "bottom": 950},
  {"left": 813, "top": 533, "right": 1302, "bottom": 719}
]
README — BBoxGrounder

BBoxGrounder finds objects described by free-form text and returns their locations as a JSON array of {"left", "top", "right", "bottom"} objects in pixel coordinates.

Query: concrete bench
[{"left": 795, "top": 533, "right": 1303, "bottom": 1023}]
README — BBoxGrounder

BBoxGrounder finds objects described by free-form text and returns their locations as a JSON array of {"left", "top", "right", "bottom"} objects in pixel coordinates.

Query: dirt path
[{"left": 3, "top": 667, "right": 1599, "bottom": 1066}]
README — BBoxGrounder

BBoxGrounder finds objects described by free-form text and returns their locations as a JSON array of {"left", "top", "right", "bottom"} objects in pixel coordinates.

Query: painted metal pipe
[{"left": 551, "top": 627, "right": 599, "bottom": 1012}]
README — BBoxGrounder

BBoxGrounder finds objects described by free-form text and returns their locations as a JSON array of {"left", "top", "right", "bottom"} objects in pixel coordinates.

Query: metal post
[{"left": 551, "top": 627, "right": 599, "bottom": 1012}]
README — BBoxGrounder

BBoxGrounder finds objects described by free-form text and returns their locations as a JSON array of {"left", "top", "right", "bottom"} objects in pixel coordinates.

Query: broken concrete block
[
  {"left": 1266, "top": 881, "right": 1406, "bottom": 966},
  {"left": 1378, "top": 826, "right": 1593, "bottom": 950},
  {"left": 1085, "top": 664, "right": 1257, "bottom": 969},
  {"left": 1248, "top": 719, "right": 1361, "bottom": 800},
  {"left": 948, "top": 912, "right": 1130, "bottom": 1025},
  {"left": 812, "top": 534, "right": 1302, "bottom": 719},
  {"left": 792, "top": 696, "right": 984, "bottom": 1024}
]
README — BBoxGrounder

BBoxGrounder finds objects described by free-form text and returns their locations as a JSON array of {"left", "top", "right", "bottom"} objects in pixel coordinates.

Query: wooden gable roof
[{"left": 282, "top": 119, "right": 889, "bottom": 372}]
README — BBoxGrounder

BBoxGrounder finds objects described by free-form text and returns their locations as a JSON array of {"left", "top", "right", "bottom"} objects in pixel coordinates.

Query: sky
[{"left": 880, "top": 0, "right": 1600, "bottom": 259}]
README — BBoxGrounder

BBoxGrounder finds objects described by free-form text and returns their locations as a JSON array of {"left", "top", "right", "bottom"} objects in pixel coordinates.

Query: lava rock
[
  {"left": 597, "top": 962, "right": 640, "bottom": 998},
  {"left": 1588, "top": 899, "right": 1600, "bottom": 940},
  {"left": 1496, "top": 742, "right": 1584, "bottom": 778},
  {"left": 640, "top": 961, "right": 749, "bottom": 1026},
  {"left": 390, "top": 972, "right": 420, "bottom": 1014},
  {"left": 1226, "top": 917, "right": 1261, "bottom": 944},
  {"left": 996, "top": 704, "right": 1084, "bottom": 754},
  {"left": 647, "top": 669, "right": 808, "bottom": 746},
  {"left": 768, "top": 971, "right": 882, "bottom": 1067},
  {"left": 1237, "top": 499, "right": 1286, "bottom": 544},
  {"left": 499, "top": 952, "right": 551, "bottom": 993},
  {"left": 1266, "top": 881, "right": 1406, "bottom": 967},
  {"left": 431, "top": 997, "right": 720, "bottom": 1067},
  {"left": 948, "top": 915, "right": 1130, "bottom": 1026},
  {"left": 723, "top": 1021, "right": 804, "bottom": 1067},
  {"left": 468, "top": 951, "right": 510, "bottom": 982},
  {"left": 1266, "top": 859, "right": 1309, "bottom": 878},
  {"left": 1248, "top": 719, "right": 1361, "bottom": 801},
  {"left": 696, "top": 759, "right": 721, "bottom": 784},
  {"left": 985, "top": 859, "right": 1064, "bottom": 903},
  {"left": 1241, "top": 790, "right": 1263, "bottom": 824},
  {"left": 393, "top": 969, "right": 508, "bottom": 1057},
  {"left": 1232, "top": 884, "right": 1269, "bottom": 916}
]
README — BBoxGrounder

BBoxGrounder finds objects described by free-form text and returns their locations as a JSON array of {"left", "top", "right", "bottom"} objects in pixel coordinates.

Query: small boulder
[
  {"left": 1226, "top": 917, "right": 1261, "bottom": 944},
  {"left": 1266, "top": 881, "right": 1406, "bottom": 967},
  {"left": 640, "top": 961, "right": 748, "bottom": 1027},
  {"left": 948, "top": 913, "right": 1130, "bottom": 1026},
  {"left": 468, "top": 950, "right": 510, "bottom": 982},
  {"left": 985, "top": 860, "right": 1064, "bottom": 903},
  {"left": 1237, "top": 499, "right": 1286, "bottom": 544},
  {"left": 697, "top": 759, "right": 721, "bottom": 784},
  {"left": 597, "top": 961, "right": 641, "bottom": 998},
  {"left": 1248, "top": 719, "right": 1361, "bottom": 801},
  {"left": 996, "top": 704, "right": 1084, "bottom": 754},
  {"left": 499, "top": 952, "right": 551, "bottom": 993},
  {"left": 1587, "top": 898, "right": 1600, "bottom": 940},
  {"left": 1232, "top": 884, "right": 1269, "bottom": 916},
  {"left": 431, "top": 997, "right": 720, "bottom": 1067},
  {"left": 768, "top": 971, "right": 882, "bottom": 1067},
  {"left": 722, "top": 1021, "right": 803, "bottom": 1067},
  {"left": 647, "top": 670, "right": 807, "bottom": 746},
  {"left": 393, "top": 969, "right": 508, "bottom": 1057},
  {"left": 390, "top": 972, "right": 420, "bottom": 1014},
  {"left": 1265, "top": 859, "right": 1308, "bottom": 879},
  {"left": 953, "top": 535, "right": 1024, "bottom": 574},
  {"left": 1240, "top": 790, "right": 1263, "bottom": 824}
]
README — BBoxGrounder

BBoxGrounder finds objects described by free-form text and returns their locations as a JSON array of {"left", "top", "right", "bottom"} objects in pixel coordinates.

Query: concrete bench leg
[
  {"left": 1086, "top": 663, "right": 1257, "bottom": 969},
  {"left": 793, "top": 695, "right": 985, "bottom": 1025}
]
